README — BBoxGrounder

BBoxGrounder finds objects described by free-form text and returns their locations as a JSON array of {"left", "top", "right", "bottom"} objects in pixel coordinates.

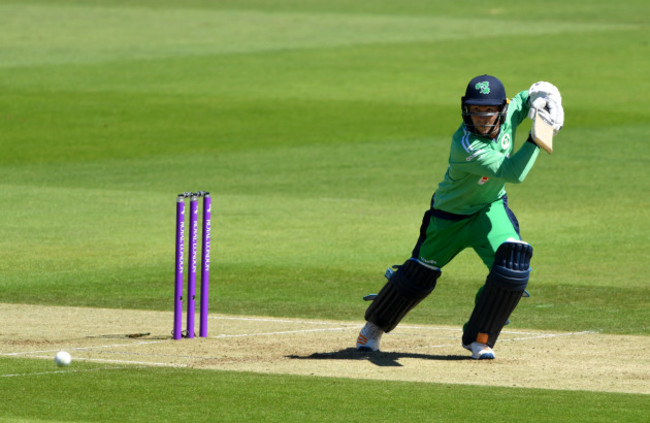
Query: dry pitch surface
[{"left": 1, "top": 303, "right": 648, "bottom": 394}]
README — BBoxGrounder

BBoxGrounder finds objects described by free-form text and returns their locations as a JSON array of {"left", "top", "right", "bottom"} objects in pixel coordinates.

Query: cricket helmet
[{"left": 461, "top": 74, "right": 509, "bottom": 137}]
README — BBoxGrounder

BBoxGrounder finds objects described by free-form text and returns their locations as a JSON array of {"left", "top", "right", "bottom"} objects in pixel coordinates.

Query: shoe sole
[{"left": 477, "top": 352, "right": 495, "bottom": 360}]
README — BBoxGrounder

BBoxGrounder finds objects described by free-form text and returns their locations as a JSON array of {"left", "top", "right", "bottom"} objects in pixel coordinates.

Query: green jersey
[{"left": 433, "top": 90, "right": 539, "bottom": 215}]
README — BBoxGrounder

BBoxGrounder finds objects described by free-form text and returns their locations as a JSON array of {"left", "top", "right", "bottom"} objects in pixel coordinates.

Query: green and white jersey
[{"left": 433, "top": 90, "right": 539, "bottom": 215}]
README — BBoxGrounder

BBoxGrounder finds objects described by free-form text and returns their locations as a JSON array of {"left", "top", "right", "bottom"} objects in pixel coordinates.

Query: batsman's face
[{"left": 469, "top": 105, "right": 500, "bottom": 137}]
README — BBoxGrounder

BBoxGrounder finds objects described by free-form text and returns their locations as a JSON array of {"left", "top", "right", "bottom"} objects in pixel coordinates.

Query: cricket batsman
[{"left": 356, "top": 75, "right": 564, "bottom": 359}]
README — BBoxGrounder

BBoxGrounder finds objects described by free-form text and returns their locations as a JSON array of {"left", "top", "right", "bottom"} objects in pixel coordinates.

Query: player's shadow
[{"left": 286, "top": 348, "right": 470, "bottom": 367}]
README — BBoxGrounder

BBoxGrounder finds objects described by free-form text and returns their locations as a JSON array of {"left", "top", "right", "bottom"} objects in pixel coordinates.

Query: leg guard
[
  {"left": 462, "top": 241, "right": 532, "bottom": 347},
  {"left": 365, "top": 259, "right": 441, "bottom": 332}
]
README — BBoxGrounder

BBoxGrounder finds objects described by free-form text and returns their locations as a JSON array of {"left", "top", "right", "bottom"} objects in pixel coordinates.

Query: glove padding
[
  {"left": 528, "top": 81, "right": 561, "bottom": 103},
  {"left": 528, "top": 81, "right": 564, "bottom": 134}
]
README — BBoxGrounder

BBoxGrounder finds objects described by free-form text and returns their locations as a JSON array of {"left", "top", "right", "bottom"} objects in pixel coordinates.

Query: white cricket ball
[{"left": 54, "top": 351, "right": 72, "bottom": 367}]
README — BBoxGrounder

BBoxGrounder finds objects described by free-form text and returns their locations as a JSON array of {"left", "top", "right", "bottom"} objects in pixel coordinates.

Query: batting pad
[
  {"left": 365, "top": 259, "right": 441, "bottom": 333},
  {"left": 463, "top": 242, "right": 532, "bottom": 347}
]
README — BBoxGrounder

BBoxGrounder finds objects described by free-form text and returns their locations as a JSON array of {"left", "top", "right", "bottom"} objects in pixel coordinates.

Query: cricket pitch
[{"left": 1, "top": 303, "right": 648, "bottom": 394}]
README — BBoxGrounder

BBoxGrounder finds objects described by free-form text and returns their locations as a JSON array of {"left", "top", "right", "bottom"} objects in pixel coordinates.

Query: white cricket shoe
[
  {"left": 462, "top": 342, "right": 495, "bottom": 360},
  {"left": 356, "top": 321, "right": 384, "bottom": 352}
]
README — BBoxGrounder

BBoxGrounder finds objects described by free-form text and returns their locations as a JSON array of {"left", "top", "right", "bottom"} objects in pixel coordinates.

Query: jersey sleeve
[
  {"left": 450, "top": 140, "right": 540, "bottom": 183},
  {"left": 509, "top": 90, "right": 530, "bottom": 127}
]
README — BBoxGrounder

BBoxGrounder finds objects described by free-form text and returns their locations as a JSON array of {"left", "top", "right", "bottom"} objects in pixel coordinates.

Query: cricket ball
[{"left": 54, "top": 351, "right": 72, "bottom": 367}]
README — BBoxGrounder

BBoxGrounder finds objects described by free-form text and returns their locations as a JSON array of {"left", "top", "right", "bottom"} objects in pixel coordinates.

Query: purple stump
[
  {"left": 199, "top": 193, "right": 211, "bottom": 337},
  {"left": 186, "top": 195, "right": 199, "bottom": 338},
  {"left": 173, "top": 196, "right": 185, "bottom": 340}
]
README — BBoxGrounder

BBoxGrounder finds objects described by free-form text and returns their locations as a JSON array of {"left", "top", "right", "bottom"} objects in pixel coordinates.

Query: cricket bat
[{"left": 532, "top": 109, "right": 554, "bottom": 154}]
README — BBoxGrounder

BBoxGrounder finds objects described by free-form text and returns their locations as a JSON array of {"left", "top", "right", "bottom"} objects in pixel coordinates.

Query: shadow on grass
[{"left": 287, "top": 348, "right": 470, "bottom": 367}]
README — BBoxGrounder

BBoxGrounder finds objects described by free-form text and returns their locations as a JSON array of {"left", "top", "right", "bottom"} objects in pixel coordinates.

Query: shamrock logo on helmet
[{"left": 475, "top": 81, "right": 490, "bottom": 94}]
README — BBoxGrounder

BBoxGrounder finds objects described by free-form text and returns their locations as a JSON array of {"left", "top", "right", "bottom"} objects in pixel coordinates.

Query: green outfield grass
[
  {"left": 0, "top": 0, "right": 648, "bottom": 421},
  {"left": 1, "top": 357, "right": 648, "bottom": 423}
]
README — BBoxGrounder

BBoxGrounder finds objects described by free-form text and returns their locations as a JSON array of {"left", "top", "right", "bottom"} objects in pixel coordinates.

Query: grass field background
[{"left": 1, "top": 0, "right": 648, "bottom": 421}]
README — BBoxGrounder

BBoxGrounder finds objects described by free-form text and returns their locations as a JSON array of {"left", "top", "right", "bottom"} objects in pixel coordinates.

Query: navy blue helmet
[{"left": 461, "top": 75, "right": 509, "bottom": 137}]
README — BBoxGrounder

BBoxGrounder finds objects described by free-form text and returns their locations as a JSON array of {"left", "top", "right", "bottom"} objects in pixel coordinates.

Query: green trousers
[{"left": 412, "top": 196, "right": 521, "bottom": 270}]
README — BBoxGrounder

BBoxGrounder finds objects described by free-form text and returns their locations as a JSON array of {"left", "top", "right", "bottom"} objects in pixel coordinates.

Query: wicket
[{"left": 173, "top": 191, "right": 211, "bottom": 340}]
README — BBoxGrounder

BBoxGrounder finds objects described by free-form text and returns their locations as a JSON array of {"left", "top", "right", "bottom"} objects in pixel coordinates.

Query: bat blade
[{"left": 532, "top": 110, "right": 554, "bottom": 154}]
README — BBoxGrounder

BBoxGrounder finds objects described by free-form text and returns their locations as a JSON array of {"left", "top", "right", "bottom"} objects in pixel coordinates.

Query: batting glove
[{"left": 528, "top": 81, "right": 564, "bottom": 134}]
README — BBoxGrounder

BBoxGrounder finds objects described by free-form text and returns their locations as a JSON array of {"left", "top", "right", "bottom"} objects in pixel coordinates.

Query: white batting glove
[
  {"left": 545, "top": 97, "right": 564, "bottom": 134},
  {"left": 528, "top": 81, "right": 562, "bottom": 104},
  {"left": 528, "top": 97, "right": 547, "bottom": 120},
  {"left": 528, "top": 81, "right": 564, "bottom": 134}
]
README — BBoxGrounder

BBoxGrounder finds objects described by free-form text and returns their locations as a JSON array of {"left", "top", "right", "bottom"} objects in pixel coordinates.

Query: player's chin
[{"left": 476, "top": 125, "right": 499, "bottom": 137}]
